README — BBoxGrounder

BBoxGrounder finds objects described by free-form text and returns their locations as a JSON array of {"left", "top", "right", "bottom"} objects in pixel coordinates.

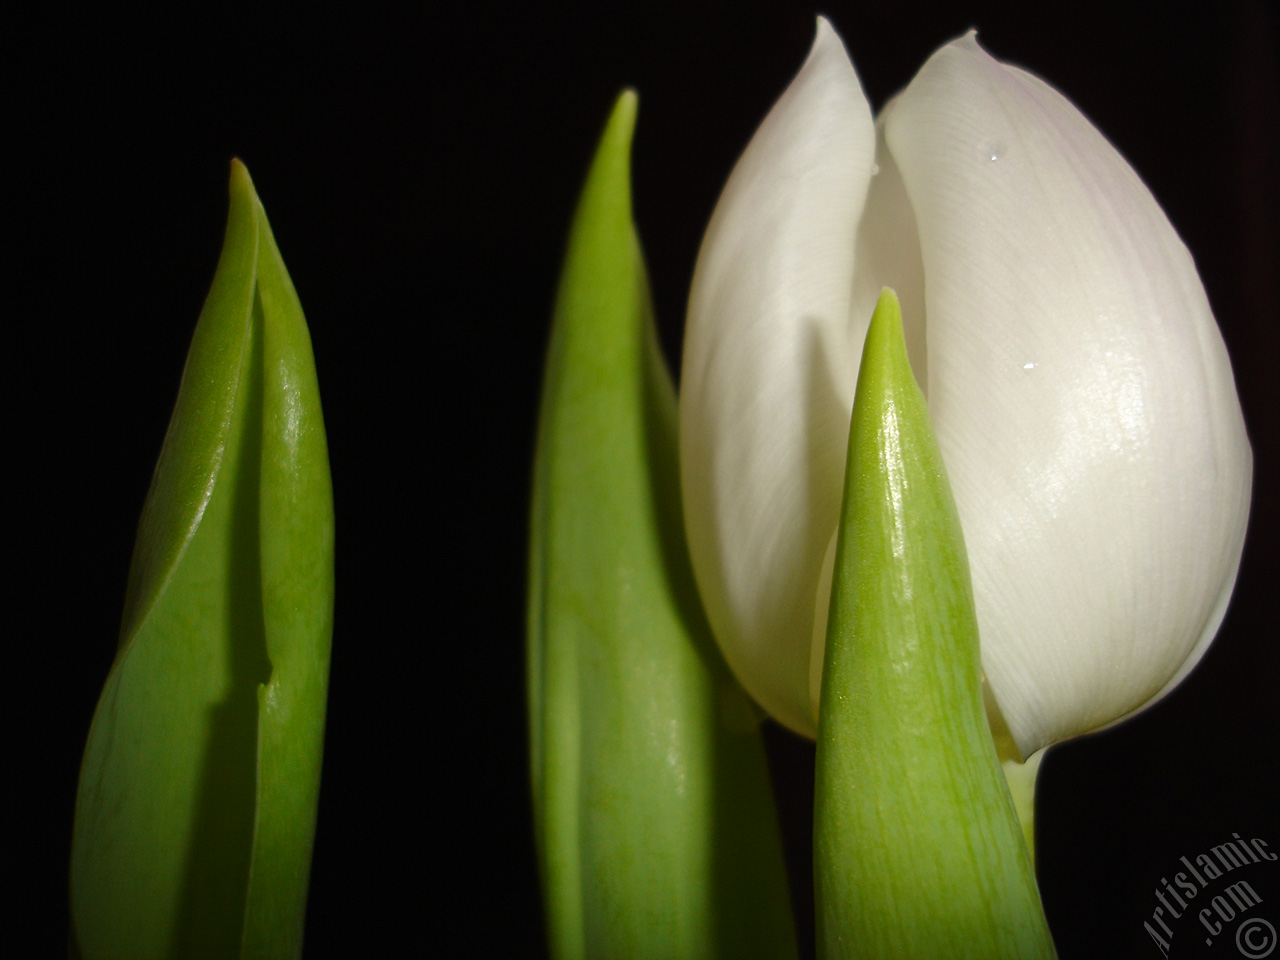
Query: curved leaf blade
[{"left": 528, "top": 92, "right": 797, "bottom": 960}]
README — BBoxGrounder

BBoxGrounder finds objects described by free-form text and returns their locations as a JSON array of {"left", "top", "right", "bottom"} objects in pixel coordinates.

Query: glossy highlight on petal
[{"left": 882, "top": 34, "right": 1251, "bottom": 754}]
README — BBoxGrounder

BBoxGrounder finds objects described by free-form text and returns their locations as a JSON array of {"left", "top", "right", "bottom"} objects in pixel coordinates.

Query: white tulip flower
[{"left": 679, "top": 18, "right": 1252, "bottom": 758}]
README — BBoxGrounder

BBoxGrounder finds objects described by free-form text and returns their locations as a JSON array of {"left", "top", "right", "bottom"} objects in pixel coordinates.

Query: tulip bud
[
  {"left": 71, "top": 160, "right": 333, "bottom": 960},
  {"left": 679, "top": 19, "right": 1251, "bottom": 758}
]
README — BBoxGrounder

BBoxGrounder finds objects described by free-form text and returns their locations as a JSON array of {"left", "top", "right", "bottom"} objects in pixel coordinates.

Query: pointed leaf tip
[
  {"left": 863, "top": 286, "right": 909, "bottom": 375},
  {"left": 815, "top": 286, "right": 1055, "bottom": 959},
  {"left": 529, "top": 97, "right": 796, "bottom": 960}
]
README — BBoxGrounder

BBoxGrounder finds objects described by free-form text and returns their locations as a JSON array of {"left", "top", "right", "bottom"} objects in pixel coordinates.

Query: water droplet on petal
[
  {"left": 983, "top": 140, "right": 1007, "bottom": 162},
  {"left": 1023, "top": 362, "right": 1037, "bottom": 370},
  {"left": 870, "top": 162, "right": 880, "bottom": 176}
]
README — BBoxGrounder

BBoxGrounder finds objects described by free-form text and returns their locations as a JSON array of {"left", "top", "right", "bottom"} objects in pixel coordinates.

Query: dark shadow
[{"left": 762, "top": 723, "right": 817, "bottom": 960}]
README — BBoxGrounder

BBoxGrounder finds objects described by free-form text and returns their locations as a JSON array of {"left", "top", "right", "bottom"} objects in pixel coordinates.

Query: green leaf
[
  {"left": 70, "top": 160, "right": 334, "bottom": 960},
  {"left": 814, "top": 289, "right": 1055, "bottom": 960},
  {"left": 528, "top": 92, "right": 798, "bottom": 960}
]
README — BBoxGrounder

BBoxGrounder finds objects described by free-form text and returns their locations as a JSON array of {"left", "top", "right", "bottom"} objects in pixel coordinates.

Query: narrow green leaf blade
[
  {"left": 528, "top": 92, "right": 797, "bottom": 960},
  {"left": 239, "top": 173, "right": 335, "bottom": 960},
  {"left": 70, "top": 161, "right": 332, "bottom": 960},
  {"left": 814, "top": 289, "right": 1055, "bottom": 960}
]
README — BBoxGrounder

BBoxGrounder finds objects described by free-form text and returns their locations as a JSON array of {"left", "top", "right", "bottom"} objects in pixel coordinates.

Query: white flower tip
[
  {"left": 942, "top": 29, "right": 986, "bottom": 60},
  {"left": 810, "top": 15, "right": 849, "bottom": 64}
]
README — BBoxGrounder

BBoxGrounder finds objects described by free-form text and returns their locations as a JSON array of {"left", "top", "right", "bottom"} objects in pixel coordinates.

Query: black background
[{"left": 14, "top": 1, "right": 1277, "bottom": 957}]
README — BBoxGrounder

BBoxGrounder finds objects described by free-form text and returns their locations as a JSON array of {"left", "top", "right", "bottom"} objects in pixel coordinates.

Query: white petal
[
  {"left": 681, "top": 17, "right": 875, "bottom": 735},
  {"left": 881, "top": 34, "right": 1252, "bottom": 755}
]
